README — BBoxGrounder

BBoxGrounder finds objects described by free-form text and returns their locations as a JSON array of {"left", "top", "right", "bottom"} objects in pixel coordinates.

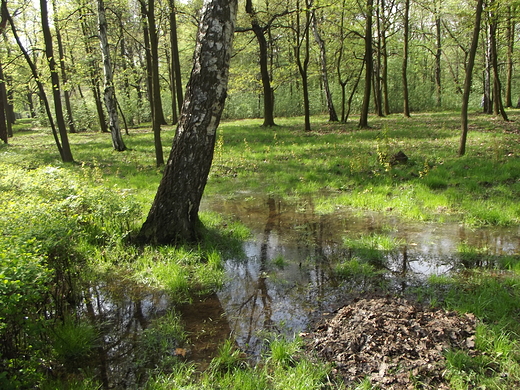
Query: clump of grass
[
  {"left": 420, "top": 269, "right": 520, "bottom": 388},
  {"left": 51, "top": 319, "right": 98, "bottom": 371}
]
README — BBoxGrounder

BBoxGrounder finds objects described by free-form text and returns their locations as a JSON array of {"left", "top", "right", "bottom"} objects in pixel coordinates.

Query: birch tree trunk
[
  {"left": 137, "top": 0, "right": 237, "bottom": 244},
  {"left": 97, "top": 0, "right": 126, "bottom": 151}
]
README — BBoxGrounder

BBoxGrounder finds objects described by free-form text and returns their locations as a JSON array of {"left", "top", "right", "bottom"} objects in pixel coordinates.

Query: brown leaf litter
[{"left": 303, "top": 295, "right": 477, "bottom": 389}]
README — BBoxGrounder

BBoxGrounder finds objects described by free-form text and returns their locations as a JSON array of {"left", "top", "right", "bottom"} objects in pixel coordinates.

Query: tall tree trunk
[
  {"left": 138, "top": 0, "right": 238, "bottom": 244},
  {"left": 311, "top": 9, "right": 338, "bottom": 122},
  {"left": 483, "top": 23, "right": 492, "bottom": 114},
  {"left": 245, "top": 0, "right": 276, "bottom": 127},
  {"left": 169, "top": 0, "right": 184, "bottom": 123},
  {"left": 373, "top": 0, "right": 383, "bottom": 117},
  {"left": 402, "top": 0, "right": 411, "bottom": 117},
  {"left": 459, "top": 0, "right": 484, "bottom": 157},
  {"left": 505, "top": 6, "right": 514, "bottom": 108},
  {"left": 295, "top": 0, "right": 312, "bottom": 131},
  {"left": 52, "top": 0, "right": 76, "bottom": 134},
  {"left": 434, "top": 13, "right": 442, "bottom": 108},
  {"left": 140, "top": 1, "right": 154, "bottom": 121},
  {"left": 381, "top": 0, "right": 390, "bottom": 115},
  {"left": 146, "top": 0, "right": 164, "bottom": 165},
  {"left": 41, "top": 0, "right": 74, "bottom": 162},
  {"left": 144, "top": 0, "right": 167, "bottom": 126},
  {"left": 97, "top": 0, "right": 126, "bottom": 151},
  {"left": 80, "top": 12, "right": 108, "bottom": 133},
  {"left": 0, "top": 60, "right": 8, "bottom": 143},
  {"left": 359, "top": 0, "right": 373, "bottom": 128},
  {"left": 489, "top": 6, "right": 508, "bottom": 121}
]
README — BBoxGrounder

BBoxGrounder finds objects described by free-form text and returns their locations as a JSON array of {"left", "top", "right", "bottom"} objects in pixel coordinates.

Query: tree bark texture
[
  {"left": 459, "top": 0, "right": 484, "bottom": 157},
  {"left": 138, "top": 0, "right": 237, "bottom": 244},
  {"left": 41, "top": 0, "right": 74, "bottom": 162},
  {"left": 97, "top": 0, "right": 126, "bottom": 151}
]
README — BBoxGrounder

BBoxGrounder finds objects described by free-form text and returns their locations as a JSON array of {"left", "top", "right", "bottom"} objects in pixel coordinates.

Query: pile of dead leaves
[{"left": 303, "top": 296, "right": 477, "bottom": 389}]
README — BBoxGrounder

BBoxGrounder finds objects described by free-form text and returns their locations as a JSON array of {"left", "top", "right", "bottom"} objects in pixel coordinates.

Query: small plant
[
  {"left": 209, "top": 339, "right": 246, "bottom": 373},
  {"left": 51, "top": 319, "right": 98, "bottom": 371},
  {"left": 271, "top": 254, "right": 286, "bottom": 268}
]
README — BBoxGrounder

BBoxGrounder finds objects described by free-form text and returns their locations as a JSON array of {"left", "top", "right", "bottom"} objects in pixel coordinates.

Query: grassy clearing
[{"left": 2, "top": 111, "right": 520, "bottom": 388}]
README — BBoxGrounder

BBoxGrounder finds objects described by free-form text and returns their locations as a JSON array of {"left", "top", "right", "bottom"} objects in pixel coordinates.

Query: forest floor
[{"left": 303, "top": 295, "right": 477, "bottom": 389}]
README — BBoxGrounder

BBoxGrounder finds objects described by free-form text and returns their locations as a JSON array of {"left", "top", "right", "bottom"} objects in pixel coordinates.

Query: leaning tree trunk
[
  {"left": 459, "top": 0, "right": 484, "bottom": 157},
  {"left": 97, "top": 0, "right": 126, "bottom": 151},
  {"left": 137, "top": 0, "right": 238, "bottom": 244},
  {"left": 6, "top": 6, "right": 64, "bottom": 158}
]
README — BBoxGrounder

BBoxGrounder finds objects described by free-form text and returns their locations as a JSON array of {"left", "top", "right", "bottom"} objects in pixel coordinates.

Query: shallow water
[
  {"left": 201, "top": 195, "right": 520, "bottom": 356},
  {"left": 85, "top": 195, "right": 519, "bottom": 385}
]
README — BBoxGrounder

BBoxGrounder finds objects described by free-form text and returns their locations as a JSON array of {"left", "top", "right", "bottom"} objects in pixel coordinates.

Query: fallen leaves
[{"left": 304, "top": 296, "right": 477, "bottom": 389}]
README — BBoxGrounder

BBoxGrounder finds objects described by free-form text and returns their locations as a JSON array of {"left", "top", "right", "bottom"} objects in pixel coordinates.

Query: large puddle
[
  {"left": 83, "top": 195, "right": 519, "bottom": 386},
  {"left": 201, "top": 195, "right": 520, "bottom": 357}
]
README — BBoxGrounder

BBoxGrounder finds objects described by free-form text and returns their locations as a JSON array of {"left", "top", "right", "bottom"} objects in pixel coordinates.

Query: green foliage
[{"left": 51, "top": 319, "right": 98, "bottom": 371}]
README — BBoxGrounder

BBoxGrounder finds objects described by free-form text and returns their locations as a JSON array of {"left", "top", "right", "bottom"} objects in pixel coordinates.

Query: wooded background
[{"left": 0, "top": 0, "right": 517, "bottom": 140}]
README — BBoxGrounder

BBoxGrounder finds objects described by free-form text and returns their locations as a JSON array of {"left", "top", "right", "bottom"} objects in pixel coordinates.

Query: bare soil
[{"left": 303, "top": 295, "right": 477, "bottom": 389}]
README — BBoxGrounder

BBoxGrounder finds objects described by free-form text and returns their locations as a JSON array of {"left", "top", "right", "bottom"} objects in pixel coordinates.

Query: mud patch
[{"left": 303, "top": 296, "right": 477, "bottom": 388}]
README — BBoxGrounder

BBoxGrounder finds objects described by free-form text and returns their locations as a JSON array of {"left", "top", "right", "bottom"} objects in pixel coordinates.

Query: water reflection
[
  {"left": 202, "top": 195, "right": 520, "bottom": 355},
  {"left": 81, "top": 278, "right": 171, "bottom": 388}
]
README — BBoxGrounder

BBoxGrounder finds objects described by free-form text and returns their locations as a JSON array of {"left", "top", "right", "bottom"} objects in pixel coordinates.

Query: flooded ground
[
  {"left": 201, "top": 195, "right": 519, "bottom": 357},
  {"left": 84, "top": 195, "right": 519, "bottom": 386}
]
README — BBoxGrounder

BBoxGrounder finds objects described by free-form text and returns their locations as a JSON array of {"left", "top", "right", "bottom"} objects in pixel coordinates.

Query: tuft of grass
[{"left": 51, "top": 319, "right": 98, "bottom": 371}]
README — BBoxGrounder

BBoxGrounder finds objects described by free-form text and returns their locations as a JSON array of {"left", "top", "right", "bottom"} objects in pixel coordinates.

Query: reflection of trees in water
[
  {"left": 82, "top": 282, "right": 169, "bottom": 388},
  {"left": 234, "top": 197, "right": 277, "bottom": 348}
]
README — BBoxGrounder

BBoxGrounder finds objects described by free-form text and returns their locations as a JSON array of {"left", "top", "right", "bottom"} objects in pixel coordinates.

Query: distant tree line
[{"left": 0, "top": 0, "right": 517, "bottom": 159}]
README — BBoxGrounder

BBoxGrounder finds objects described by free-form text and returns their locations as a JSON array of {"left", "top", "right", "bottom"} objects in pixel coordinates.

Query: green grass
[{"left": 2, "top": 111, "right": 520, "bottom": 388}]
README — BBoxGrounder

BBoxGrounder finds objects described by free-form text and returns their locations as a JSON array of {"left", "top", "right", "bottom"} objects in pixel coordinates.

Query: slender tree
[
  {"left": 294, "top": 0, "right": 312, "bottom": 131},
  {"left": 505, "top": 5, "right": 514, "bottom": 108},
  {"left": 242, "top": 0, "right": 284, "bottom": 127},
  {"left": 359, "top": 0, "right": 374, "bottom": 128},
  {"left": 402, "top": 0, "right": 411, "bottom": 117},
  {"left": 41, "top": 0, "right": 74, "bottom": 162},
  {"left": 52, "top": 0, "right": 76, "bottom": 133},
  {"left": 169, "top": 0, "right": 184, "bottom": 123},
  {"left": 488, "top": 1, "right": 508, "bottom": 120},
  {"left": 459, "top": 0, "right": 484, "bottom": 157},
  {"left": 137, "top": 0, "right": 238, "bottom": 244},
  {"left": 0, "top": 1, "right": 8, "bottom": 143},
  {"left": 97, "top": 0, "right": 126, "bottom": 151},
  {"left": 0, "top": 61, "right": 7, "bottom": 143},
  {"left": 311, "top": 7, "right": 338, "bottom": 122}
]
